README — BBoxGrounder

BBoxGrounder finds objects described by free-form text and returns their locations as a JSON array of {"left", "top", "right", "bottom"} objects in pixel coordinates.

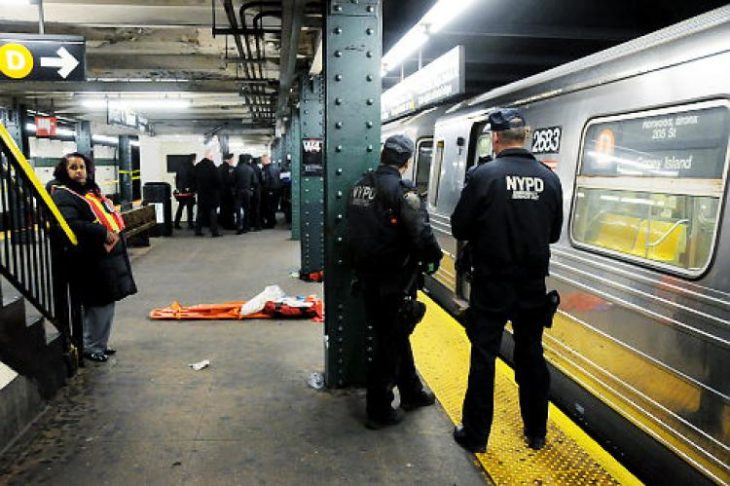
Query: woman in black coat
[{"left": 51, "top": 153, "right": 137, "bottom": 362}]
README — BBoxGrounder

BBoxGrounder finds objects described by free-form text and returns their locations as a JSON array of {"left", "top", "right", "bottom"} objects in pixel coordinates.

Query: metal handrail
[
  {"left": 644, "top": 219, "right": 689, "bottom": 248},
  {"left": 0, "top": 122, "right": 81, "bottom": 368}
]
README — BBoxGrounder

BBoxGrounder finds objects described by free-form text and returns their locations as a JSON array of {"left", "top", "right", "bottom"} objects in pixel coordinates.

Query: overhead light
[
  {"left": 0, "top": 0, "right": 32, "bottom": 5},
  {"left": 81, "top": 99, "right": 191, "bottom": 110},
  {"left": 382, "top": 26, "right": 428, "bottom": 74},
  {"left": 92, "top": 134, "right": 119, "bottom": 145},
  {"left": 381, "top": 0, "right": 477, "bottom": 74},
  {"left": 25, "top": 123, "right": 74, "bottom": 137},
  {"left": 421, "top": 0, "right": 477, "bottom": 34}
]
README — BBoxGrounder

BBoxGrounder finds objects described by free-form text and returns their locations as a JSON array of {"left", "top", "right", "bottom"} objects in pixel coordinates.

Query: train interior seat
[{"left": 592, "top": 214, "right": 687, "bottom": 263}]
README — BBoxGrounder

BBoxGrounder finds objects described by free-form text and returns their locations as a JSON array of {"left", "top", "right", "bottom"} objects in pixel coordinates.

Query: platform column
[
  {"left": 299, "top": 75, "right": 324, "bottom": 277},
  {"left": 324, "top": 0, "right": 381, "bottom": 387},
  {"left": 289, "top": 110, "right": 302, "bottom": 240},
  {"left": 74, "top": 121, "right": 92, "bottom": 158},
  {"left": 118, "top": 135, "right": 133, "bottom": 210}
]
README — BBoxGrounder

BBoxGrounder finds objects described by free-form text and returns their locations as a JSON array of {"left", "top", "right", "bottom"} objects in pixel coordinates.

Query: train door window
[
  {"left": 414, "top": 139, "right": 433, "bottom": 195},
  {"left": 475, "top": 132, "right": 493, "bottom": 163},
  {"left": 570, "top": 100, "right": 729, "bottom": 277},
  {"left": 428, "top": 140, "right": 445, "bottom": 206}
]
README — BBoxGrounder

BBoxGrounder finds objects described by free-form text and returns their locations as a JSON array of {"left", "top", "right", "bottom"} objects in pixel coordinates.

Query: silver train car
[{"left": 385, "top": 7, "right": 730, "bottom": 485}]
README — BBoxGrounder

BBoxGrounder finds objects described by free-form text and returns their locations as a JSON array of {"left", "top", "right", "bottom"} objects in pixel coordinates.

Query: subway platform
[{"left": 0, "top": 226, "right": 488, "bottom": 485}]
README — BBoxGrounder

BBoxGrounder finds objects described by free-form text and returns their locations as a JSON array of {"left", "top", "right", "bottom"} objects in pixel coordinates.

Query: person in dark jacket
[
  {"left": 260, "top": 154, "right": 282, "bottom": 228},
  {"left": 248, "top": 156, "right": 263, "bottom": 231},
  {"left": 51, "top": 153, "right": 137, "bottom": 362},
  {"left": 193, "top": 156, "right": 222, "bottom": 237},
  {"left": 347, "top": 134, "right": 443, "bottom": 430},
  {"left": 173, "top": 154, "right": 196, "bottom": 230},
  {"left": 450, "top": 108, "right": 563, "bottom": 453},
  {"left": 217, "top": 153, "right": 236, "bottom": 230},
  {"left": 233, "top": 153, "right": 256, "bottom": 234}
]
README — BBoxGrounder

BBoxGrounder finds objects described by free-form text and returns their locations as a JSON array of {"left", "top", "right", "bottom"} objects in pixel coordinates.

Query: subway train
[{"left": 383, "top": 7, "right": 729, "bottom": 485}]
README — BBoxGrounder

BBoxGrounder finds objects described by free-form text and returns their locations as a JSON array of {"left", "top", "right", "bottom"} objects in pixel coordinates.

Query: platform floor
[{"left": 0, "top": 226, "right": 488, "bottom": 485}]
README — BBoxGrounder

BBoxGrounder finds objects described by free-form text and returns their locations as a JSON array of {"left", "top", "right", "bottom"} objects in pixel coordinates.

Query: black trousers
[
  {"left": 174, "top": 197, "right": 195, "bottom": 228},
  {"left": 195, "top": 204, "right": 219, "bottom": 235},
  {"left": 461, "top": 278, "right": 550, "bottom": 446},
  {"left": 233, "top": 191, "right": 251, "bottom": 231},
  {"left": 362, "top": 281, "right": 423, "bottom": 418},
  {"left": 262, "top": 189, "right": 280, "bottom": 228},
  {"left": 248, "top": 188, "right": 262, "bottom": 230}
]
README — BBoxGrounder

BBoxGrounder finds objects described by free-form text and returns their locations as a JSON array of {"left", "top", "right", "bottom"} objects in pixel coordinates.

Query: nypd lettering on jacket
[
  {"left": 506, "top": 175, "right": 544, "bottom": 200},
  {"left": 351, "top": 183, "right": 377, "bottom": 207}
]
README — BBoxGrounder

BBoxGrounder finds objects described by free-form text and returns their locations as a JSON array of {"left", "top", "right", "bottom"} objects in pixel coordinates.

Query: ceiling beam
[
  {"left": 276, "top": 0, "right": 307, "bottom": 117},
  {"left": 0, "top": 80, "right": 244, "bottom": 93}
]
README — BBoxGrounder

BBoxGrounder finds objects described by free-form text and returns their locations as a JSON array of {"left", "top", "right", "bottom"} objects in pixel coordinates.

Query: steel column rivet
[
  {"left": 334, "top": 4, "right": 342, "bottom": 12},
  {"left": 366, "top": 121, "right": 373, "bottom": 128},
  {"left": 334, "top": 27, "right": 342, "bottom": 34},
  {"left": 335, "top": 74, "right": 343, "bottom": 81},
  {"left": 366, "top": 75, "right": 373, "bottom": 81},
  {"left": 336, "top": 168, "right": 343, "bottom": 175},
  {"left": 336, "top": 214, "right": 343, "bottom": 221},
  {"left": 366, "top": 28, "right": 374, "bottom": 35},
  {"left": 335, "top": 50, "right": 342, "bottom": 57},
  {"left": 336, "top": 145, "right": 343, "bottom": 152},
  {"left": 367, "top": 5, "right": 374, "bottom": 12},
  {"left": 335, "top": 122, "right": 343, "bottom": 129},
  {"left": 335, "top": 98, "right": 343, "bottom": 105},
  {"left": 367, "top": 145, "right": 373, "bottom": 152},
  {"left": 366, "top": 98, "right": 374, "bottom": 105},
  {"left": 336, "top": 191, "right": 343, "bottom": 198}
]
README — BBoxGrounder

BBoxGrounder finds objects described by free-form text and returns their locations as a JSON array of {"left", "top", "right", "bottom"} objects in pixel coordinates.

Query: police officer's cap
[
  {"left": 486, "top": 108, "right": 527, "bottom": 132},
  {"left": 384, "top": 134, "right": 415, "bottom": 156}
]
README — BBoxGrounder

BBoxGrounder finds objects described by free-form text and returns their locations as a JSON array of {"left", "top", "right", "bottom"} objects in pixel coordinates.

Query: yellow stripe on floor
[{"left": 411, "top": 291, "right": 643, "bottom": 485}]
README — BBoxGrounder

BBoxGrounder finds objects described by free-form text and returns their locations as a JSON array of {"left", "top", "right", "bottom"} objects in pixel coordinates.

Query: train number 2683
[{"left": 531, "top": 126, "right": 562, "bottom": 154}]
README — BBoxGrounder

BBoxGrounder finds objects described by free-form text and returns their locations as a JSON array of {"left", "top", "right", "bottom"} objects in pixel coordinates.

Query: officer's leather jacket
[
  {"left": 451, "top": 148, "right": 563, "bottom": 280},
  {"left": 347, "top": 165, "right": 442, "bottom": 281}
]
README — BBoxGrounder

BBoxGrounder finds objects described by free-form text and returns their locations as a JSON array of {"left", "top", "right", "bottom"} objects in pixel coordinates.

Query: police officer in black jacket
[
  {"left": 347, "top": 134, "right": 443, "bottom": 429},
  {"left": 233, "top": 154, "right": 256, "bottom": 234},
  {"left": 450, "top": 109, "right": 563, "bottom": 453}
]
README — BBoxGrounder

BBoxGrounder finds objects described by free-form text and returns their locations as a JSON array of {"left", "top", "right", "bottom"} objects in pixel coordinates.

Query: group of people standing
[
  {"left": 173, "top": 153, "right": 282, "bottom": 236},
  {"left": 347, "top": 108, "right": 563, "bottom": 455}
]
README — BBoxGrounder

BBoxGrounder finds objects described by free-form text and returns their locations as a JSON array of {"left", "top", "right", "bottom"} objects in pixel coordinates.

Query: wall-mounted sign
[
  {"left": 0, "top": 34, "right": 85, "bottom": 81},
  {"left": 107, "top": 106, "right": 151, "bottom": 134},
  {"left": 381, "top": 45, "right": 465, "bottom": 123},
  {"left": 34, "top": 116, "right": 58, "bottom": 137},
  {"left": 302, "top": 138, "right": 323, "bottom": 176}
]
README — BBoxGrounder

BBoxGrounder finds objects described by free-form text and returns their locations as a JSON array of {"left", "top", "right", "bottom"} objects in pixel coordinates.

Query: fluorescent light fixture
[
  {"left": 382, "top": 26, "right": 428, "bottom": 74},
  {"left": 381, "top": 0, "right": 477, "bottom": 74},
  {"left": 92, "top": 135, "right": 119, "bottom": 145},
  {"left": 0, "top": 0, "right": 32, "bottom": 5},
  {"left": 82, "top": 99, "right": 191, "bottom": 110},
  {"left": 130, "top": 140, "right": 140, "bottom": 147},
  {"left": 421, "top": 0, "right": 477, "bottom": 34},
  {"left": 57, "top": 128, "right": 75, "bottom": 137}
]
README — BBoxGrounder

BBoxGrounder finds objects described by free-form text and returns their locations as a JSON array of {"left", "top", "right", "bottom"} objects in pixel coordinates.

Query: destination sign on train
[
  {"left": 381, "top": 46, "right": 465, "bottom": 122},
  {"left": 0, "top": 34, "right": 85, "bottom": 82}
]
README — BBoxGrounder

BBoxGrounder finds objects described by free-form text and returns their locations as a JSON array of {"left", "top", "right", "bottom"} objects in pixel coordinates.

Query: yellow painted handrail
[{"left": 0, "top": 123, "right": 78, "bottom": 246}]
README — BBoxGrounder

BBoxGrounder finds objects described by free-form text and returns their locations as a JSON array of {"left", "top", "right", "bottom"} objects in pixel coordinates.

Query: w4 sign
[{"left": 0, "top": 34, "right": 85, "bottom": 81}]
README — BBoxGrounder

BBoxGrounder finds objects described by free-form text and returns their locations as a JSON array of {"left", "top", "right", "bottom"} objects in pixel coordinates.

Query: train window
[
  {"left": 415, "top": 139, "right": 433, "bottom": 195},
  {"left": 571, "top": 101, "right": 729, "bottom": 276},
  {"left": 475, "top": 133, "right": 492, "bottom": 162},
  {"left": 428, "top": 140, "right": 445, "bottom": 206}
]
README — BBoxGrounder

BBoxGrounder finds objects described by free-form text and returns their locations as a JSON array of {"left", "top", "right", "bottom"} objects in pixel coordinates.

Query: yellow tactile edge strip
[{"left": 411, "top": 291, "right": 643, "bottom": 485}]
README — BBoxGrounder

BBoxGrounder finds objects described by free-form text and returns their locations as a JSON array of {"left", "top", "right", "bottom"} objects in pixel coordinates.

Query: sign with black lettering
[
  {"left": 302, "top": 138, "right": 323, "bottom": 176},
  {"left": 531, "top": 126, "right": 562, "bottom": 154},
  {"left": 581, "top": 104, "right": 728, "bottom": 179},
  {"left": 381, "top": 46, "right": 465, "bottom": 122},
  {"left": 0, "top": 34, "right": 85, "bottom": 81}
]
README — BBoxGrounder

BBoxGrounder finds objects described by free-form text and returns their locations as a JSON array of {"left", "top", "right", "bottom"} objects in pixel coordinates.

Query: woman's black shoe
[
  {"left": 104, "top": 347, "right": 116, "bottom": 355},
  {"left": 83, "top": 352, "right": 108, "bottom": 362},
  {"left": 453, "top": 425, "right": 486, "bottom": 453}
]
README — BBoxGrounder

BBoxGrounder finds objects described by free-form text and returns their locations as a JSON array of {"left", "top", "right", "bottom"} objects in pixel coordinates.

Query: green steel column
[
  {"left": 289, "top": 110, "right": 302, "bottom": 240},
  {"left": 324, "top": 0, "right": 381, "bottom": 387},
  {"left": 75, "top": 121, "right": 92, "bottom": 158},
  {"left": 118, "top": 135, "right": 133, "bottom": 210},
  {"left": 299, "top": 75, "right": 324, "bottom": 276}
]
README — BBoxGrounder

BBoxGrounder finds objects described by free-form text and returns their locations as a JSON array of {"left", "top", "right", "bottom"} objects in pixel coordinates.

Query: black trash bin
[{"left": 142, "top": 182, "right": 173, "bottom": 237}]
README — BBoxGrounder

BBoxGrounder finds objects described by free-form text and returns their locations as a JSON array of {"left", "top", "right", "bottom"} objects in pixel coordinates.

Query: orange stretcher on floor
[{"left": 149, "top": 297, "right": 323, "bottom": 322}]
